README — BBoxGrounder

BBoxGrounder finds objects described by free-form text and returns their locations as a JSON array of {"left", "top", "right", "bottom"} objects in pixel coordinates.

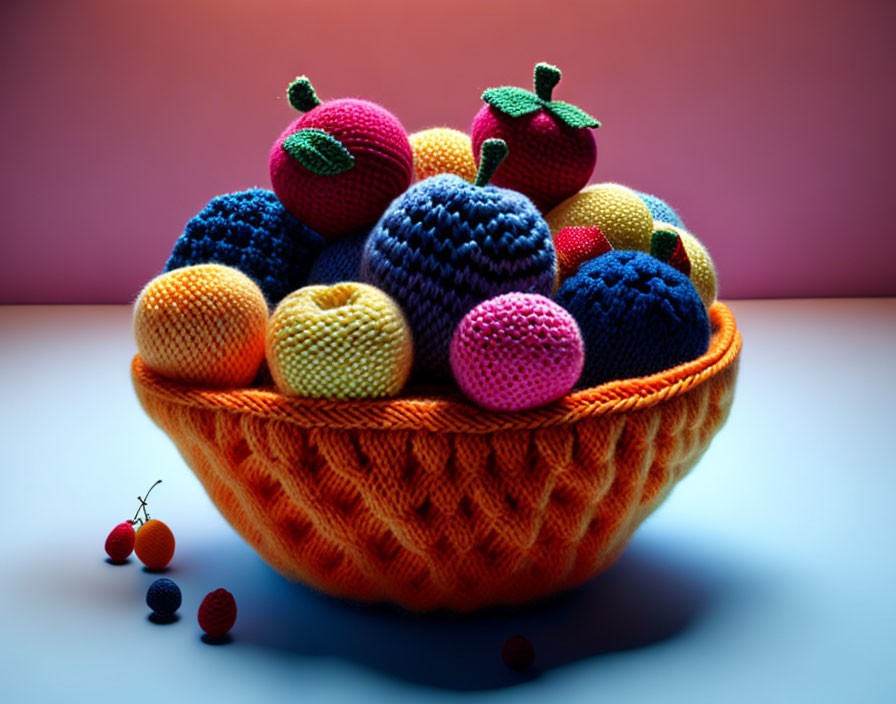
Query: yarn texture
[
  {"left": 307, "top": 229, "right": 369, "bottom": 285},
  {"left": 554, "top": 226, "right": 613, "bottom": 282},
  {"left": 635, "top": 191, "right": 684, "bottom": 229},
  {"left": 555, "top": 251, "right": 710, "bottom": 387},
  {"left": 545, "top": 183, "right": 654, "bottom": 252},
  {"left": 134, "top": 264, "right": 269, "bottom": 388},
  {"left": 270, "top": 88, "right": 413, "bottom": 239},
  {"left": 165, "top": 189, "right": 325, "bottom": 307},
  {"left": 131, "top": 301, "right": 741, "bottom": 612},
  {"left": 146, "top": 578, "right": 182, "bottom": 616},
  {"left": 361, "top": 173, "right": 556, "bottom": 378},
  {"left": 409, "top": 128, "right": 477, "bottom": 183},
  {"left": 450, "top": 293, "right": 583, "bottom": 411},
  {"left": 104, "top": 522, "right": 135, "bottom": 562},
  {"left": 266, "top": 283, "right": 413, "bottom": 399},
  {"left": 198, "top": 589, "right": 237, "bottom": 638},
  {"left": 134, "top": 519, "right": 175, "bottom": 569},
  {"left": 653, "top": 222, "right": 718, "bottom": 308}
]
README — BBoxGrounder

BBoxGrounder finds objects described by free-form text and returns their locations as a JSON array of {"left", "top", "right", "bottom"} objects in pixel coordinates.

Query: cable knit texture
[
  {"left": 360, "top": 174, "right": 556, "bottom": 378},
  {"left": 450, "top": 293, "right": 584, "bottom": 411},
  {"left": 556, "top": 251, "right": 710, "bottom": 387},
  {"left": 653, "top": 222, "right": 718, "bottom": 308},
  {"left": 635, "top": 191, "right": 684, "bottom": 229},
  {"left": 165, "top": 189, "right": 325, "bottom": 307},
  {"left": 131, "top": 301, "right": 740, "bottom": 612},
  {"left": 472, "top": 107, "right": 595, "bottom": 212},
  {"left": 307, "top": 229, "right": 369, "bottom": 285},
  {"left": 134, "top": 264, "right": 268, "bottom": 388},
  {"left": 266, "top": 283, "right": 413, "bottom": 399},
  {"left": 270, "top": 98, "right": 413, "bottom": 239},
  {"left": 545, "top": 183, "right": 654, "bottom": 252},
  {"left": 409, "top": 128, "right": 477, "bottom": 183}
]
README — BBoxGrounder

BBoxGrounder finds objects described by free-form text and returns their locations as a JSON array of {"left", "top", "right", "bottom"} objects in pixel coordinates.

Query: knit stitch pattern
[
  {"left": 266, "top": 283, "right": 413, "bottom": 399},
  {"left": 198, "top": 589, "right": 237, "bottom": 638},
  {"left": 132, "top": 301, "right": 740, "bottom": 612},
  {"left": 134, "top": 264, "right": 268, "bottom": 388},
  {"left": 270, "top": 98, "right": 413, "bottom": 239},
  {"left": 555, "top": 251, "right": 710, "bottom": 387},
  {"left": 409, "top": 128, "right": 477, "bottom": 183},
  {"left": 307, "top": 229, "right": 369, "bottom": 285},
  {"left": 450, "top": 293, "right": 584, "bottom": 411},
  {"left": 554, "top": 226, "right": 613, "bottom": 282},
  {"left": 146, "top": 578, "right": 182, "bottom": 616},
  {"left": 165, "top": 189, "right": 324, "bottom": 307},
  {"left": 545, "top": 183, "right": 654, "bottom": 252},
  {"left": 635, "top": 191, "right": 684, "bottom": 229},
  {"left": 653, "top": 222, "right": 718, "bottom": 308},
  {"left": 360, "top": 174, "right": 556, "bottom": 378}
]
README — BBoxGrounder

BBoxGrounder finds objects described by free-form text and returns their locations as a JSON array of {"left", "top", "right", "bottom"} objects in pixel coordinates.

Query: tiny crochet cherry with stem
[
  {"left": 104, "top": 479, "right": 162, "bottom": 563},
  {"left": 128, "top": 480, "right": 176, "bottom": 570}
]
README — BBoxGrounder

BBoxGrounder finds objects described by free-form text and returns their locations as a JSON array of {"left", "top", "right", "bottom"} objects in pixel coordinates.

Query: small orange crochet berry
[{"left": 121, "top": 480, "right": 176, "bottom": 570}]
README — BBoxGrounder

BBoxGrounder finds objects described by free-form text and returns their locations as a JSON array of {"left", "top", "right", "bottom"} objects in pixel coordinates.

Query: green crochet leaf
[
  {"left": 651, "top": 229, "right": 680, "bottom": 263},
  {"left": 546, "top": 100, "right": 601, "bottom": 129},
  {"left": 281, "top": 128, "right": 354, "bottom": 176},
  {"left": 482, "top": 86, "right": 544, "bottom": 118}
]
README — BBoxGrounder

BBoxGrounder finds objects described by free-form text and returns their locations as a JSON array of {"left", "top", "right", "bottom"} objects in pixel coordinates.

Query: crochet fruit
[
  {"left": 266, "top": 282, "right": 413, "bottom": 399},
  {"left": 409, "top": 127, "right": 477, "bottom": 183},
  {"left": 198, "top": 589, "right": 237, "bottom": 639},
  {"left": 472, "top": 62, "right": 600, "bottom": 212},
  {"left": 651, "top": 222, "right": 717, "bottom": 309},
  {"left": 635, "top": 190, "right": 684, "bottom": 229},
  {"left": 306, "top": 229, "right": 369, "bottom": 285},
  {"left": 269, "top": 75, "right": 414, "bottom": 239},
  {"left": 146, "top": 578, "right": 182, "bottom": 618},
  {"left": 450, "top": 293, "right": 583, "bottom": 411},
  {"left": 361, "top": 139, "right": 557, "bottom": 378},
  {"left": 164, "top": 188, "right": 325, "bottom": 306},
  {"left": 502, "top": 635, "right": 535, "bottom": 672},
  {"left": 104, "top": 521, "right": 136, "bottom": 563},
  {"left": 554, "top": 226, "right": 613, "bottom": 283},
  {"left": 134, "top": 264, "right": 269, "bottom": 388},
  {"left": 135, "top": 519, "right": 176, "bottom": 570},
  {"left": 545, "top": 183, "right": 654, "bottom": 252},
  {"left": 555, "top": 251, "right": 710, "bottom": 387}
]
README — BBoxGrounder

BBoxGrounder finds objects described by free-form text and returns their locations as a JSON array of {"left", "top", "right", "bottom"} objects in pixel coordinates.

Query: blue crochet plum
[
  {"left": 307, "top": 229, "right": 370, "bottom": 285},
  {"left": 634, "top": 191, "right": 684, "bottom": 229},
  {"left": 361, "top": 174, "right": 556, "bottom": 378},
  {"left": 146, "top": 578, "right": 182, "bottom": 617},
  {"left": 555, "top": 251, "right": 709, "bottom": 387},
  {"left": 165, "top": 188, "right": 325, "bottom": 306}
]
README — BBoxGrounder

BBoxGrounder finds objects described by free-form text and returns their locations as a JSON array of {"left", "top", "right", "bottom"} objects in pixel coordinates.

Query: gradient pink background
[{"left": 1, "top": 0, "right": 893, "bottom": 303}]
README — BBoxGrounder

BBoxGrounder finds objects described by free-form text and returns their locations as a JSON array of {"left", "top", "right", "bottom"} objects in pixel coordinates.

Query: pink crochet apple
[
  {"left": 450, "top": 293, "right": 584, "bottom": 411},
  {"left": 269, "top": 75, "right": 413, "bottom": 239}
]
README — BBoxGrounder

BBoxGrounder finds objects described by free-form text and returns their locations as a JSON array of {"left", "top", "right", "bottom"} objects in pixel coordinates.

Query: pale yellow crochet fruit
[
  {"left": 266, "top": 282, "right": 413, "bottom": 399},
  {"left": 545, "top": 183, "right": 654, "bottom": 252},
  {"left": 409, "top": 127, "right": 477, "bottom": 183},
  {"left": 654, "top": 222, "right": 718, "bottom": 308}
]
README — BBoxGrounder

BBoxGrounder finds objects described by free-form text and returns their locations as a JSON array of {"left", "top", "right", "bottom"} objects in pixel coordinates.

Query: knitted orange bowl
[{"left": 132, "top": 301, "right": 741, "bottom": 612}]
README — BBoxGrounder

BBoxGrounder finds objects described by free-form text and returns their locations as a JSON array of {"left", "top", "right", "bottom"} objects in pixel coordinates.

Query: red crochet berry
[
  {"left": 554, "top": 225, "right": 612, "bottom": 282},
  {"left": 501, "top": 635, "right": 535, "bottom": 671},
  {"left": 198, "top": 588, "right": 237, "bottom": 639},
  {"left": 269, "top": 75, "right": 413, "bottom": 240},
  {"left": 104, "top": 521, "right": 135, "bottom": 563},
  {"left": 472, "top": 62, "right": 600, "bottom": 212}
]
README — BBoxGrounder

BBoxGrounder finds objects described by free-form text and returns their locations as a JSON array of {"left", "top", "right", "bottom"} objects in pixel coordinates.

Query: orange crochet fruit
[
  {"left": 133, "top": 302, "right": 740, "bottom": 612},
  {"left": 134, "top": 519, "right": 175, "bottom": 569},
  {"left": 409, "top": 127, "right": 477, "bottom": 183},
  {"left": 134, "top": 264, "right": 269, "bottom": 388}
]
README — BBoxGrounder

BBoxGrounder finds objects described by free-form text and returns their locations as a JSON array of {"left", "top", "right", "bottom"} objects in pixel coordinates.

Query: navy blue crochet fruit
[
  {"left": 165, "top": 189, "right": 325, "bottom": 306},
  {"left": 361, "top": 140, "right": 556, "bottom": 378},
  {"left": 555, "top": 250, "right": 709, "bottom": 387},
  {"left": 146, "top": 578, "right": 182, "bottom": 617},
  {"left": 307, "top": 229, "right": 369, "bottom": 285},
  {"left": 634, "top": 191, "right": 684, "bottom": 229}
]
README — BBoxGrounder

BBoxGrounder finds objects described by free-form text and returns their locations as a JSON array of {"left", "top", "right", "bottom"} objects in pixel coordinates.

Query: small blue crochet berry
[
  {"left": 146, "top": 578, "right": 182, "bottom": 618},
  {"left": 555, "top": 250, "right": 709, "bottom": 387},
  {"left": 633, "top": 191, "right": 684, "bottom": 229},
  {"left": 307, "top": 229, "right": 370, "bottom": 285},
  {"left": 165, "top": 188, "right": 325, "bottom": 306},
  {"left": 361, "top": 139, "right": 556, "bottom": 378}
]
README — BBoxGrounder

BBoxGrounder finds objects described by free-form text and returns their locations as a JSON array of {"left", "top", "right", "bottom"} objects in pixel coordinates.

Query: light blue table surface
[{"left": 1, "top": 299, "right": 893, "bottom": 703}]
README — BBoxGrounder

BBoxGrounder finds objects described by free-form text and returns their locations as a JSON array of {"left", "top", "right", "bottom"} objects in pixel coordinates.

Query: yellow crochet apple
[
  {"left": 652, "top": 222, "right": 718, "bottom": 308},
  {"left": 408, "top": 127, "right": 477, "bottom": 183},
  {"left": 266, "top": 282, "right": 413, "bottom": 399},
  {"left": 544, "top": 183, "right": 654, "bottom": 252}
]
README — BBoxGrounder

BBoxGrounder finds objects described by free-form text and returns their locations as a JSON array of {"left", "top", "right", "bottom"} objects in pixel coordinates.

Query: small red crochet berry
[
  {"left": 501, "top": 635, "right": 535, "bottom": 672},
  {"left": 104, "top": 521, "right": 135, "bottom": 563},
  {"left": 554, "top": 225, "right": 613, "bottom": 282},
  {"left": 472, "top": 62, "right": 600, "bottom": 212},
  {"left": 269, "top": 74, "right": 414, "bottom": 240},
  {"left": 650, "top": 228, "right": 692, "bottom": 277},
  {"left": 198, "top": 588, "right": 237, "bottom": 640}
]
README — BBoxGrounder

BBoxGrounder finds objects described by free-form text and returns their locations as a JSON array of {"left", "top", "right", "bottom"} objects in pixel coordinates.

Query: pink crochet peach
[{"left": 449, "top": 293, "right": 584, "bottom": 411}]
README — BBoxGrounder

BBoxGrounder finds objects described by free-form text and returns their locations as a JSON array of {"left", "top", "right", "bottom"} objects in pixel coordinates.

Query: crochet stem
[
  {"left": 534, "top": 63, "right": 561, "bottom": 102},
  {"left": 475, "top": 139, "right": 509, "bottom": 187},
  {"left": 287, "top": 76, "right": 322, "bottom": 112}
]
